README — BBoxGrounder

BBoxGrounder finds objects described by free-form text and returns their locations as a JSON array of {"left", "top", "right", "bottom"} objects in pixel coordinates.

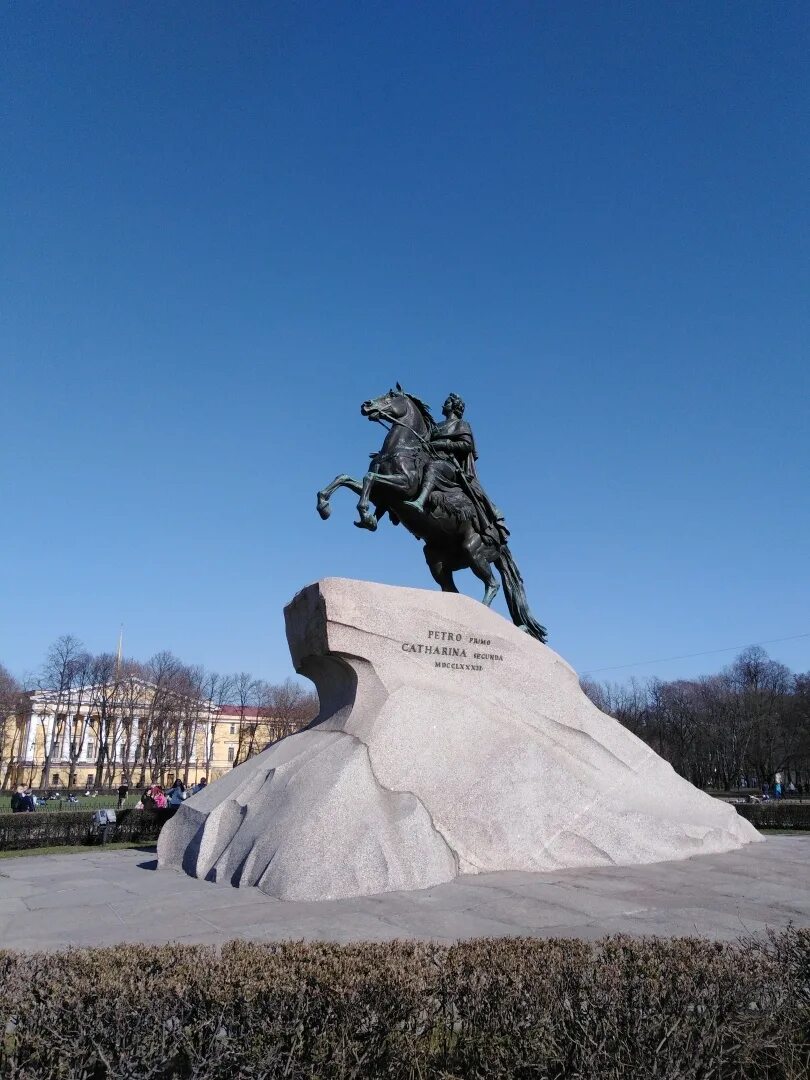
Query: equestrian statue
[{"left": 316, "top": 386, "right": 547, "bottom": 642}]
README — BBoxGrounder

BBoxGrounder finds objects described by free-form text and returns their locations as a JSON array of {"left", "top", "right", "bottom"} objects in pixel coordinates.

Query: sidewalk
[{"left": 1, "top": 836, "right": 808, "bottom": 951}]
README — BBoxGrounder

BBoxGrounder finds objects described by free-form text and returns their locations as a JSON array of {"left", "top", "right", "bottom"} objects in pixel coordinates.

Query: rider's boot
[
  {"left": 403, "top": 492, "right": 428, "bottom": 512},
  {"left": 404, "top": 468, "right": 437, "bottom": 513}
]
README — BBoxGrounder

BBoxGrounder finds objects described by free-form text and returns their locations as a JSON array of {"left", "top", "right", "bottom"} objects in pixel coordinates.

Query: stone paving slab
[{"left": 0, "top": 836, "right": 808, "bottom": 952}]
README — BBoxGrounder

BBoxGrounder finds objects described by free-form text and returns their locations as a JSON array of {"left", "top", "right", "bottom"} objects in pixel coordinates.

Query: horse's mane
[{"left": 400, "top": 390, "right": 437, "bottom": 435}]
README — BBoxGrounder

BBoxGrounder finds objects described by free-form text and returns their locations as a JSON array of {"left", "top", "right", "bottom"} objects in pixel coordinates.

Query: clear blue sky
[{"left": 2, "top": 2, "right": 808, "bottom": 687}]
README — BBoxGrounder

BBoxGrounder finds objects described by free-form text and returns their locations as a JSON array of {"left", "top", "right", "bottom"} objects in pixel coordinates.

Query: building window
[
  {"left": 227, "top": 746, "right": 235, "bottom": 763},
  {"left": 52, "top": 773, "right": 60, "bottom": 786},
  {"left": 86, "top": 741, "right": 95, "bottom": 759},
  {"left": 229, "top": 723, "right": 236, "bottom": 735},
  {"left": 86, "top": 774, "right": 94, "bottom": 788}
]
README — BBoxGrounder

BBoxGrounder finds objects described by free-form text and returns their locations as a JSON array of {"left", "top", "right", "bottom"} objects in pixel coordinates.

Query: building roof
[{"left": 218, "top": 706, "right": 276, "bottom": 719}]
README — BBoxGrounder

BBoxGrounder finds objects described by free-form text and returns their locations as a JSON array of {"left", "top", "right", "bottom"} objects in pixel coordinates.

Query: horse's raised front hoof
[
  {"left": 316, "top": 494, "right": 331, "bottom": 520},
  {"left": 354, "top": 513, "right": 377, "bottom": 532}
]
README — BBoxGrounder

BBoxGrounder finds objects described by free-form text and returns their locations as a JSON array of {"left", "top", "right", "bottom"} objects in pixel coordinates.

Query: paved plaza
[{"left": 1, "top": 836, "right": 808, "bottom": 951}]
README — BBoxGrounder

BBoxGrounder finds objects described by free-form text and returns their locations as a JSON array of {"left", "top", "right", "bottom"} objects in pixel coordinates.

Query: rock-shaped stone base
[{"left": 158, "top": 579, "right": 760, "bottom": 900}]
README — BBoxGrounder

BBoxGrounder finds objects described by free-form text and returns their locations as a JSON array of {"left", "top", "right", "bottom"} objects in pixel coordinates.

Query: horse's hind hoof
[
  {"left": 482, "top": 582, "right": 501, "bottom": 607},
  {"left": 316, "top": 496, "right": 331, "bottom": 520}
]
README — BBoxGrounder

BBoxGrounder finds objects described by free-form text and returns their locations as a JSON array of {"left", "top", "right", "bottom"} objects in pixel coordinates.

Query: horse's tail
[{"left": 495, "top": 547, "right": 548, "bottom": 643}]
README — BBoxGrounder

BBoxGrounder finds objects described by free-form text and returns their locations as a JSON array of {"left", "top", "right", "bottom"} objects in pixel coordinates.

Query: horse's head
[
  {"left": 361, "top": 386, "right": 408, "bottom": 423},
  {"left": 361, "top": 384, "right": 436, "bottom": 434}
]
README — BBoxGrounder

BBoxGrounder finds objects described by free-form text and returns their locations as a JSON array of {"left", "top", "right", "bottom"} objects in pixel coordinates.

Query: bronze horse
[{"left": 316, "top": 387, "right": 547, "bottom": 642}]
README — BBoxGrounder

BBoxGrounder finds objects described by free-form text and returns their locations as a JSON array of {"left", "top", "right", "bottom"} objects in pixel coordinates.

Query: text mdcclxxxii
[{"left": 400, "top": 630, "right": 505, "bottom": 673}]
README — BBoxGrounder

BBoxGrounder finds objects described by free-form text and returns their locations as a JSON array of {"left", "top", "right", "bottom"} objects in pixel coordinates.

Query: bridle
[{"left": 369, "top": 395, "right": 439, "bottom": 459}]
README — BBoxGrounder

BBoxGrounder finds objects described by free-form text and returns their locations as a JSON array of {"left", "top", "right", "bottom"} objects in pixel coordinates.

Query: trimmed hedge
[
  {"left": 735, "top": 802, "right": 810, "bottom": 829},
  {"left": 0, "top": 800, "right": 801, "bottom": 854},
  {"left": 1, "top": 801, "right": 802, "bottom": 854},
  {"left": 0, "top": 806, "right": 177, "bottom": 852},
  {"left": 0, "top": 930, "right": 808, "bottom": 1079}
]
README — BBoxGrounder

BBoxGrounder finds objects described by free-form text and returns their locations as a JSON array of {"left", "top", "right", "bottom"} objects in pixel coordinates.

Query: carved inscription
[{"left": 400, "top": 629, "right": 505, "bottom": 672}]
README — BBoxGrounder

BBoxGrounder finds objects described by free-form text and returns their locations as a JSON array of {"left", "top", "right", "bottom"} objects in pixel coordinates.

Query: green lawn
[{"left": 0, "top": 793, "right": 142, "bottom": 813}]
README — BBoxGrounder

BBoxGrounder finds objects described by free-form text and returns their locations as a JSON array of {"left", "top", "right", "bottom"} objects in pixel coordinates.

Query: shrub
[
  {"left": 0, "top": 806, "right": 176, "bottom": 852},
  {"left": 0, "top": 929, "right": 808, "bottom": 1079},
  {"left": 735, "top": 802, "right": 810, "bottom": 829}
]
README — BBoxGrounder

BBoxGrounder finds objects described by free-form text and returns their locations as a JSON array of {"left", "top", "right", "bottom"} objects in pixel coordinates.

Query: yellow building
[
  {"left": 0, "top": 709, "right": 27, "bottom": 791},
  {"left": 3, "top": 681, "right": 309, "bottom": 791}
]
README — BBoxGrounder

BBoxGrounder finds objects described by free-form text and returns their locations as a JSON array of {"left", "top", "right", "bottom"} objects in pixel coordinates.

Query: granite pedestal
[{"left": 158, "top": 579, "right": 759, "bottom": 900}]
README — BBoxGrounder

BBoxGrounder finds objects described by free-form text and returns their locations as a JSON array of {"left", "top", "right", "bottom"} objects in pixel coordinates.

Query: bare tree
[
  {"left": 586, "top": 648, "right": 810, "bottom": 791},
  {"left": 189, "top": 665, "right": 211, "bottom": 784},
  {"left": 232, "top": 672, "right": 260, "bottom": 767},
  {"left": 136, "top": 652, "right": 182, "bottom": 786},
  {"left": 259, "top": 679, "right": 319, "bottom": 745},
  {"left": 788, "top": 673, "right": 810, "bottom": 786},
  {"left": 39, "top": 635, "right": 84, "bottom": 789},
  {"left": 228, "top": 677, "right": 317, "bottom": 767},
  {"left": 85, "top": 653, "right": 123, "bottom": 789},
  {"left": 200, "top": 671, "right": 235, "bottom": 779},
  {"left": 0, "top": 663, "right": 23, "bottom": 789},
  {"left": 729, "top": 647, "right": 793, "bottom": 784},
  {"left": 116, "top": 660, "right": 149, "bottom": 786},
  {"left": 63, "top": 649, "right": 94, "bottom": 790}
]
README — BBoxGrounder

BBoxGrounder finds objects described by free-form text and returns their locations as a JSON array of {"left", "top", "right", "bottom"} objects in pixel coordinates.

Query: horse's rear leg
[
  {"left": 317, "top": 475, "right": 363, "bottom": 520},
  {"left": 424, "top": 545, "right": 459, "bottom": 593},
  {"left": 462, "top": 528, "right": 500, "bottom": 606}
]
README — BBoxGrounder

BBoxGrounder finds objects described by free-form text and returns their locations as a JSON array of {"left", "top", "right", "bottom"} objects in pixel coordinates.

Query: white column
[{"left": 27, "top": 714, "right": 41, "bottom": 758}]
